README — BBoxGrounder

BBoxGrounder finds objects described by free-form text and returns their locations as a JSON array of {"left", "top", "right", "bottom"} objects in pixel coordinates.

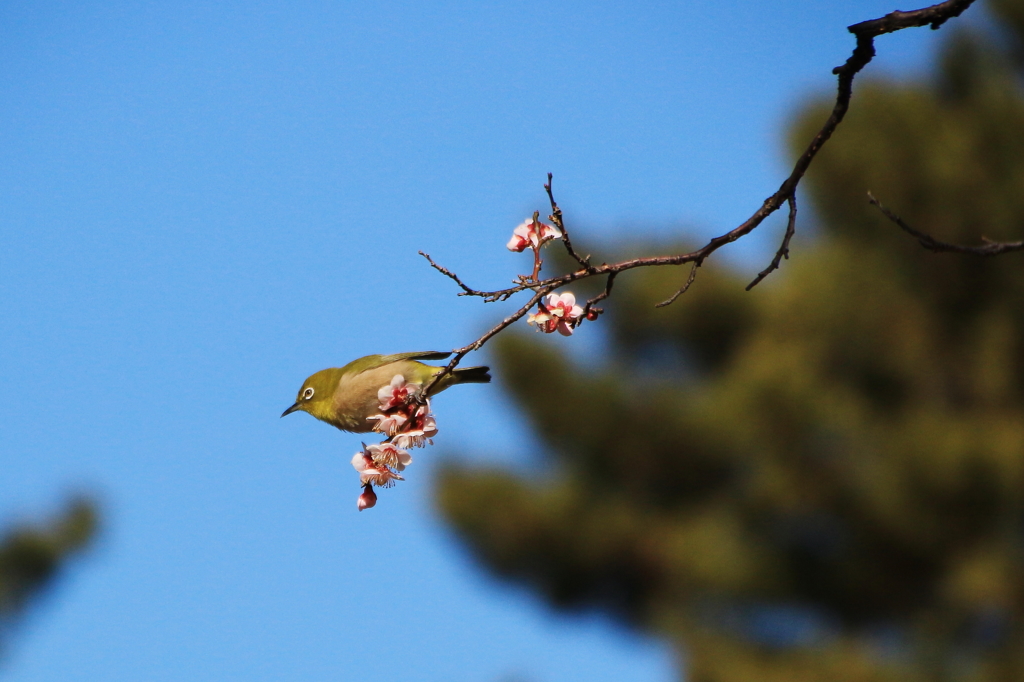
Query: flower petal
[
  {"left": 555, "top": 292, "right": 576, "bottom": 308},
  {"left": 397, "top": 451, "right": 413, "bottom": 469},
  {"left": 351, "top": 452, "right": 371, "bottom": 472}
]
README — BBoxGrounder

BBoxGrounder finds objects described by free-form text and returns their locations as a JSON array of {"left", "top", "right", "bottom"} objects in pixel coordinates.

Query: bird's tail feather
[{"left": 452, "top": 365, "right": 491, "bottom": 384}]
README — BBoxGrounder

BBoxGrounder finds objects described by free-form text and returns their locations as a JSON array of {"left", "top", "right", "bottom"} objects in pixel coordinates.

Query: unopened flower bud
[{"left": 357, "top": 485, "right": 377, "bottom": 511}]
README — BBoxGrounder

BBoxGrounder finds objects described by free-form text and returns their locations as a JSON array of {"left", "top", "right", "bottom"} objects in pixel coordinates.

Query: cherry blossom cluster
[
  {"left": 352, "top": 374, "right": 438, "bottom": 511},
  {"left": 507, "top": 217, "right": 600, "bottom": 336},
  {"left": 507, "top": 216, "right": 562, "bottom": 253},
  {"left": 507, "top": 214, "right": 562, "bottom": 283},
  {"left": 527, "top": 291, "right": 585, "bottom": 336}
]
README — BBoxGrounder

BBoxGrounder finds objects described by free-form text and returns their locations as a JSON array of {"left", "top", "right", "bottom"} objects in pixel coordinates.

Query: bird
[{"left": 281, "top": 351, "right": 490, "bottom": 432}]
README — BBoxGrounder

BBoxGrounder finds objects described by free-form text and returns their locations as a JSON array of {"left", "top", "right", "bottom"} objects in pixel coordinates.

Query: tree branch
[
  {"left": 656, "top": 262, "right": 700, "bottom": 308},
  {"left": 420, "top": 0, "right": 980, "bottom": 380},
  {"left": 580, "top": 272, "right": 617, "bottom": 322},
  {"left": 421, "top": 286, "right": 555, "bottom": 394},
  {"left": 869, "top": 193, "right": 1024, "bottom": 256},
  {"left": 747, "top": 196, "right": 798, "bottom": 290},
  {"left": 419, "top": 251, "right": 524, "bottom": 302},
  {"left": 545, "top": 173, "right": 592, "bottom": 270}
]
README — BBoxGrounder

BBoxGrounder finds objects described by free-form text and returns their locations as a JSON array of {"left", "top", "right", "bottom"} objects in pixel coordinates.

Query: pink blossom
[
  {"left": 366, "top": 442, "right": 413, "bottom": 471},
  {"left": 377, "top": 374, "right": 421, "bottom": 411},
  {"left": 354, "top": 379, "right": 445, "bottom": 510},
  {"left": 527, "top": 308, "right": 555, "bottom": 334},
  {"left": 357, "top": 485, "right": 377, "bottom": 511},
  {"left": 393, "top": 430, "right": 433, "bottom": 449},
  {"left": 528, "top": 291, "right": 584, "bottom": 336},
  {"left": 408, "top": 403, "right": 437, "bottom": 434},
  {"left": 506, "top": 218, "right": 562, "bottom": 252},
  {"left": 420, "top": 413, "right": 438, "bottom": 438},
  {"left": 392, "top": 404, "right": 437, "bottom": 448},
  {"left": 367, "top": 411, "right": 408, "bottom": 435},
  {"left": 351, "top": 452, "right": 403, "bottom": 488}
]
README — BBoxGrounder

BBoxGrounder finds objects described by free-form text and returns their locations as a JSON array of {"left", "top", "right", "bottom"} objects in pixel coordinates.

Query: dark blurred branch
[
  {"left": 422, "top": 0, "right": 979, "bottom": 384},
  {"left": 869, "top": 192, "right": 1024, "bottom": 255}
]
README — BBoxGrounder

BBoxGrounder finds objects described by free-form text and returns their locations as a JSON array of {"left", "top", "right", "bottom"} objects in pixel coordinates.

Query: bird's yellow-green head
[{"left": 281, "top": 368, "right": 342, "bottom": 421}]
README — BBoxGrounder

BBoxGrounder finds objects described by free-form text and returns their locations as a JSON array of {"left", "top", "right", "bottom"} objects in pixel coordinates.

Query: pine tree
[{"left": 0, "top": 499, "right": 98, "bottom": 651}]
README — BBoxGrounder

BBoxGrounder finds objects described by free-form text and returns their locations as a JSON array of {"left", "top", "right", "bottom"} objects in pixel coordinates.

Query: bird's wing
[
  {"left": 340, "top": 351, "right": 452, "bottom": 376},
  {"left": 380, "top": 350, "right": 452, "bottom": 363}
]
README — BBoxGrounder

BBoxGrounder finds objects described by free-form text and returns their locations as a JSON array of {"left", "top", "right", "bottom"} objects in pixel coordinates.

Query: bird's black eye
[{"left": 303, "top": 387, "right": 314, "bottom": 400}]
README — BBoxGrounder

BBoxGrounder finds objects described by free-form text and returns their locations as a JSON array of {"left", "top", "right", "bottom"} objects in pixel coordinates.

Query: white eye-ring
[{"left": 302, "top": 387, "right": 315, "bottom": 400}]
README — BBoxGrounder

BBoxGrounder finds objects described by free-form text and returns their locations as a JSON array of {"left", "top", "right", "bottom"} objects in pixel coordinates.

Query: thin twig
[
  {"left": 578, "top": 272, "right": 617, "bottom": 324},
  {"left": 868, "top": 193, "right": 1024, "bottom": 256},
  {"left": 747, "top": 196, "right": 798, "bottom": 290},
  {"left": 545, "top": 173, "right": 592, "bottom": 270},
  {"left": 656, "top": 263, "right": 699, "bottom": 308},
  {"left": 529, "top": 211, "right": 544, "bottom": 282},
  {"left": 419, "top": 251, "right": 523, "bottom": 301},
  {"left": 419, "top": 251, "right": 483, "bottom": 296}
]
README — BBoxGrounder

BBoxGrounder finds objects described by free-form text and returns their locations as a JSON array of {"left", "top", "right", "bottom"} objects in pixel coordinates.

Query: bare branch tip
[{"left": 656, "top": 263, "right": 699, "bottom": 308}]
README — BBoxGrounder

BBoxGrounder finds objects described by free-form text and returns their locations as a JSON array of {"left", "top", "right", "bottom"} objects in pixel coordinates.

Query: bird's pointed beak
[{"left": 281, "top": 403, "right": 301, "bottom": 418}]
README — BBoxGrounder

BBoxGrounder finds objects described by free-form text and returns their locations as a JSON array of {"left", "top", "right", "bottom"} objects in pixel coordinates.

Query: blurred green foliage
[
  {"left": 434, "top": 1, "right": 1024, "bottom": 680},
  {"left": 0, "top": 499, "right": 98, "bottom": 649}
]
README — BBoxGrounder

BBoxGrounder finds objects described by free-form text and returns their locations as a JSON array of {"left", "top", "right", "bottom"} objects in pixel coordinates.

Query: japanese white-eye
[{"left": 281, "top": 351, "right": 490, "bottom": 432}]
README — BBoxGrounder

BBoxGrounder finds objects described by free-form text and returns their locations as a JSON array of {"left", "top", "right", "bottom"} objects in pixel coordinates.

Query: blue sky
[{"left": 0, "top": 1, "right": 953, "bottom": 680}]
